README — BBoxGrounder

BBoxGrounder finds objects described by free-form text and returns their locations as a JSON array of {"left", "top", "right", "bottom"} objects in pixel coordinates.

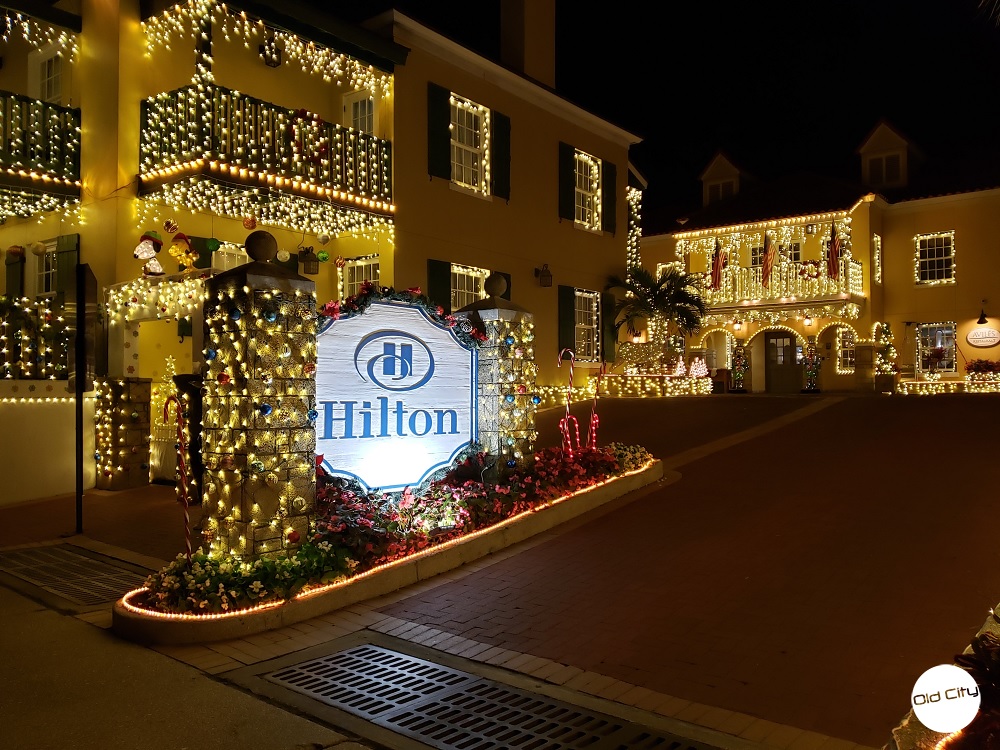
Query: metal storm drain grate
[
  {"left": 266, "top": 645, "right": 716, "bottom": 750},
  {"left": 0, "top": 545, "right": 147, "bottom": 606}
]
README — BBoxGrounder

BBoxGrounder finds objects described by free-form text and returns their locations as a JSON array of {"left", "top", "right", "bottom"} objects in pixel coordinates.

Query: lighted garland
[
  {"left": 626, "top": 185, "right": 642, "bottom": 274},
  {"left": 142, "top": 1, "right": 390, "bottom": 95},
  {"left": 106, "top": 272, "right": 209, "bottom": 326},
  {"left": 2, "top": 10, "right": 78, "bottom": 60},
  {"left": 318, "top": 282, "right": 488, "bottom": 348},
  {"left": 0, "top": 295, "right": 68, "bottom": 379}
]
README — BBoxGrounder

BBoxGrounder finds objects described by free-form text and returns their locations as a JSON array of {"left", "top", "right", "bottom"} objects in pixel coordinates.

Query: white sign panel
[
  {"left": 967, "top": 327, "right": 1000, "bottom": 348},
  {"left": 316, "top": 302, "right": 477, "bottom": 491}
]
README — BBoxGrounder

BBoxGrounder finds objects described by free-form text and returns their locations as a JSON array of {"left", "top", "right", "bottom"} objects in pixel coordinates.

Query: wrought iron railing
[
  {"left": 0, "top": 296, "right": 69, "bottom": 380},
  {"left": 0, "top": 90, "right": 80, "bottom": 181},
  {"left": 702, "top": 258, "right": 863, "bottom": 307},
  {"left": 141, "top": 84, "right": 391, "bottom": 201}
]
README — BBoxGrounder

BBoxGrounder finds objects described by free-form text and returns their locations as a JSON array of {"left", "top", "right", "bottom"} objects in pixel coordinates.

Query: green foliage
[
  {"left": 605, "top": 266, "right": 706, "bottom": 339},
  {"left": 966, "top": 358, "right": 1000, "bottom": 374}
]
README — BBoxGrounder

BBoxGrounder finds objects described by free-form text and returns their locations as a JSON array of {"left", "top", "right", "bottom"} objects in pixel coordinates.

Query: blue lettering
[
  {"left": 435, "top": 409, "right": 458, "bottom": 434},
  {"left": 394, "top": 401, "right": 408, "bottom": 436},
  {"left": 360, "top": 401, "right": 373, "bottom": 438},
  {"left": 409, "top": 409, "right": 433, "bottom": 436},
  {"left": 377, "top": 396, "right": 389, "bottom": 436},
  {"left": 322, "top": 400, "right": 357, "bottom": 439}
]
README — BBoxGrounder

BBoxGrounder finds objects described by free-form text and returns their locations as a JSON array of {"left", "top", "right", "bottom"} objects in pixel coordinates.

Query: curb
[{"left": 112, "top": 460, "right": 664, "bottom": 646}]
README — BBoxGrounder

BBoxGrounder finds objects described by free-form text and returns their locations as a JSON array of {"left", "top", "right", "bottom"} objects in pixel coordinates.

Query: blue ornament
[
  {"left": 505, "top": 393, "right": 515, "bottom": 403},
  {"left": 229, "top": 307, "right": 241, "bottom": 320},
  {"left": 307, "top": 408, "right": 318, "bottom": 421},
  {"left": 505, "top": 335, "right": 515, "bottom": 345},
  {"left": 250, "top": 460, "right": 265, "bottom": 473},
  {"left": 531, "top": 395, "right": 541, "bottom": 404},
  {"left": 264, "top": 309, "right": 278, "bottom": 323},
  {"left": 94, "top": 452, "right": 101, "bottom": 461},
  {"left": 258, "top": 403, "right": 273, "bottom": 416},
  {"left": 506, "top": 459, "right": 517, "bottom": 468},
  {"left": 205, "top": 348, "right": 217, "bottom": 360}
]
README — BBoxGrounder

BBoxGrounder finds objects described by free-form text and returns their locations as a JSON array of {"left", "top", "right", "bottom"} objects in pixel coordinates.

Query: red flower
[{"left": 407, "top": 286, "right": 422, "bottom": 295}]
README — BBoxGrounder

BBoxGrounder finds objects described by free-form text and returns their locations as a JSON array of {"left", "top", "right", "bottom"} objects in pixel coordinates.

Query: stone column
[
  {"left": 455, "top": 274, "right": 538, "bottom": 476},
  {"left": 95, "top": 377, "right": 151, "bottom": 489},
  {"left": 200, "top": 231, "right": 317, "bottom": 560}
]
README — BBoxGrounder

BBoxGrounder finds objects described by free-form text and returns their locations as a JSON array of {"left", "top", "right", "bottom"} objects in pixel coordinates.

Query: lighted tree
[
  {"left": 689, "top": 357, "right": 709, "bottom": 378},
  {"left": 875, "top": 322, "right": 898, "bottom": 375}
]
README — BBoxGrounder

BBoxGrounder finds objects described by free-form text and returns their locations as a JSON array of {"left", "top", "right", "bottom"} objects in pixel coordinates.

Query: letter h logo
[{"left": 382, "top": 342, "right": 412, "bottom": 379}]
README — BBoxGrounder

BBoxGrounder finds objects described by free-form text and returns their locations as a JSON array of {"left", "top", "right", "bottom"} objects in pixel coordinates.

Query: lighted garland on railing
[
  {"left": 142, "top": 1, "right": 391, "bottom": 95},
  {"left": 0, "top": 296, "right": 68, "bottom": 379},
  {"left": 704, "top": 303, "right": 861, "bottom": 328},
  {"left": 106, "top": 272, "right": 209, "bottom": 326}
]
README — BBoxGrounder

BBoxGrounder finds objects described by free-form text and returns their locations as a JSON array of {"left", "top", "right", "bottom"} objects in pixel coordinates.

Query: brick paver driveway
[{"left": 378, "top": 393, "right": 1000, "bottom": 746}]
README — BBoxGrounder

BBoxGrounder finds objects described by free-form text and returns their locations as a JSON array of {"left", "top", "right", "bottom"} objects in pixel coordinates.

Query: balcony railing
[
  {"left": 0, "top": 90, "right": 80, "bottom": 183},
  {"left": 1, "top": 297, "right": 69, "bottom": 380},
  {"left": 701, "top": 258, "right": 863, "bottom": 307},
  {"left": 140, "top": 84, "right": 391, "bottom": 202}
]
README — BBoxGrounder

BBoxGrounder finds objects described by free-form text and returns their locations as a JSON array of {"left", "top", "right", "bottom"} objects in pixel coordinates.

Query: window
[
  {"left": 211, "top": 243, "right": 249, "bottom": 272},
  {"left": 868, "top": 153, "right": 903, "bottom": 187},
  {"left": 574, "top": 290, "right": 601, "bottom": 361},
  {"left": 873, "top": 234, "right": 882, "bottom": 284},
  {"left": 750, "top": 244, "right": 765, "bottom": 267},
  {"left": 787, "top": 242, "right": 801, "bottom": 263},
  {"left": 344, "top": 90, "right": 376, "bottom": 135},
  {"left": 343, "top": 257, "right": 380, "bottom": 298},
  {"left": 29, "top": 45, "right": 63, "bottom": 105},
  {"left": 837, "top": 328, "right": 856, "bottom": 373},
  {"left": 768, "top": 336, "right": 792, "bottom": 365},
  {"left": 574, "top": 149, "right": 602, "bottom": 231},
  {"left": 707, "top": 180, "right": 735, "bottom": 204},
  {"left": 450, "top": 94, "right": 490, "bottom": 195},
  {"left": 451, "top": 263, "right": 489, "bottom": 310},
  {"left": 33, "top": 240, "right": 58, "bottom": 300},
  {"left": 914, "top": 231, "right": 955, "bottom": 285},
  {"left": 918, "top": 322, "right": 956, "bottom": 373}
]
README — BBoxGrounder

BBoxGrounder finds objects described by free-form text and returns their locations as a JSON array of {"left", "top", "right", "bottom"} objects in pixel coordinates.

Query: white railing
[{"left": 702, "top": 258, "right": 863, "bottom": 306}]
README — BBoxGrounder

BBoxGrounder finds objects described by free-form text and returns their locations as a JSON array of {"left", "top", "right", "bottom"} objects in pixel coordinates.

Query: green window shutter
[
  {"left": 492, "top": 110, "right": 511, "bottom": 201},
  {"left": 427, "top": 258, "right": 452, "bottom": 314},
  {"left": 54, "top": 234, "right": 80, "bottom": 309},
  {"left": 602, "top": 161, "right": 617, "bottom": 235},
  {"left": 189, "top": 236, "right": 213, "bottom": 270},
  {"left": 5, "top": 253, "right": 24, "bottom": 298},
  {"left": 601, "top": 291, "right": 617, "bottom": 363},
  {"left": 557, "top": 284, "right": 575, "bottom": 357},
  {"left": 178, "top": 317, "right": 193, "bottom": 339},
  {"left": 558, "top": 142, "right": 575, "bottom": 222},
  {"left": 496, "top": 271, "right": 511, "bottom": 301},
  {"left": 427, "top": 82, "right": 451, "bottom": 180}
]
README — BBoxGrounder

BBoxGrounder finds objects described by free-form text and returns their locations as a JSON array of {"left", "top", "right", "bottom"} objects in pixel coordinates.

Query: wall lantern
[
  {"left": 804, "top": 314, "right": 813, "bottom": 326},
  {"left": 259, "top": 34, "right": 282, "bottom": 68},
  {"left": 978, "top": 299, "right": 988, "bottom": 325},
  {"left": 534, "top": 264, "right": 553, "bottom": 287},
  {"left": 733, "top": 320, "right": 742, "bottom": 332},
  {"left": 299, "top": 248, "right": 319, "bottom": 275}
]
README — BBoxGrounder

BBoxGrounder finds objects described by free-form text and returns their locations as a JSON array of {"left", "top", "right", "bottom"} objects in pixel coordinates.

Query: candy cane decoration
[
  {"left": 556, "top": 349, "right": 580, "bottom": 459},
  {"left": 586, "top": 362, "right": 607, "bottom": 450},
  {"left": 164, "top": 394, "right": 192, "bottom": 563}
]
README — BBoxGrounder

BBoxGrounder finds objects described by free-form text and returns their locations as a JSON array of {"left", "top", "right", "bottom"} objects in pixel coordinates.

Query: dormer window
[
  {"left": 866, "top": 152, "right": 903, "bottom": 187},
  {"left": 707, "top": 179, "right": 736, "bottom": 204}
]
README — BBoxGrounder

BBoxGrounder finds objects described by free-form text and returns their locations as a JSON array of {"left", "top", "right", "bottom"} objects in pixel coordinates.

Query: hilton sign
[{"left": 316, "top": 302, "right": 478, "bottom": 491}]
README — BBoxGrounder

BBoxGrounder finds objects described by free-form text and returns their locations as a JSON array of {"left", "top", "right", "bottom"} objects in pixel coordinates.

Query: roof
[{"left": 665, "top": 172, "right": 866, "bottom": 235}]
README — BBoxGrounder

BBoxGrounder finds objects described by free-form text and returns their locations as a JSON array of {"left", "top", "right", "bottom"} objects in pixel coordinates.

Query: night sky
[{"left": 341, "top": 1, "right": 1000, "bottom": 230}]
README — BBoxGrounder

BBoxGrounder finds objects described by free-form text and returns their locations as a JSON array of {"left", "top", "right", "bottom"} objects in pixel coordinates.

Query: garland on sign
[{"left": 318, "top": 282, "right": 488, "bottom": 346}]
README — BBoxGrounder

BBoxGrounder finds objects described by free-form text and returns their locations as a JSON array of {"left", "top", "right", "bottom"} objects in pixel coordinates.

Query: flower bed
[{"left": 137, "top": 443, "right": 653, "bottom": 616}]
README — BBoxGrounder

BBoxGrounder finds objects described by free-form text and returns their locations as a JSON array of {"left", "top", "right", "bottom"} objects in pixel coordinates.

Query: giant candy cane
[{"left": 556, "top": 349, "right": 580, "bottom": 459}]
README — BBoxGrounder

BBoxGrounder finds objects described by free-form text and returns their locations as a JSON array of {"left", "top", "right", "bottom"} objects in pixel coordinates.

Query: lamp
[
  {"left": 259, "top": 33, "right": 282, "bottom": 67},
  {"left": 978, "top": 299, "right": 988, "bottom": 325},
  {"left": 733, "top": 320, "right": 742, "bottom": 332},
  {"left": 534, "top": 264, "right": 552, "bottom": 287},
  {"left": 804, "top": 314, "right": 813, "bottom": 326},
  {"left": 299, "top": 248, "right": 319, "bottom": 275}
]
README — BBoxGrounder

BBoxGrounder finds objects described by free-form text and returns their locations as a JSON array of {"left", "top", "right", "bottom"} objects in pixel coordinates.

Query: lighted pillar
[
  {"left": 94, "top": 377, "right": 152, "bottom": 489},
  {"left": 455, "top": 274, "right": 538, "bottom": 475},
  {"left": 200, "top": 231, "right": 317, "bottom": 560}
]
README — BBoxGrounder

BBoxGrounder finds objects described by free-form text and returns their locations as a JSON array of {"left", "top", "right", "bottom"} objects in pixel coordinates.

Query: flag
[
  {"left": 827, "top": 222, "right": 841, "bottom": 280},
  {"left": 710, "top": 238, "right": 726, "bottom": 290},
  {"left": 761, "top": 231, "right": 777, "bottom": 286}
]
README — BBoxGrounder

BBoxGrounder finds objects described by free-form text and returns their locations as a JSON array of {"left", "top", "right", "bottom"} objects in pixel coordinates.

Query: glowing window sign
[{"left": 316, "top": 302, "right": 477, "bottom": 491}]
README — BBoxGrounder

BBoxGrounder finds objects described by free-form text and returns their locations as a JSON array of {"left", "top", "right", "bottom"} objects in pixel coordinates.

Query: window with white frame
[
  {"left": 787, "top": 242, "right": 801, "bottom": 263},
  {"left": 344, "top": 89, "right": 376, "bottom": 135},
  {"left": 451, "top": 263, "right": 489, "bottom": 310},
  {"left": 450, "top": 94, "right": 490, "bottom": 195},
  {"left": 750, "top": 244, "right": 765, "bottom": 267},
  {"left": 707, "top": 179, "right": 735, "bottom": 204},
  {"left": 343, "top": 257, "right": 380, "bottom": 298},
  {"left": 574, "top": 289, "right": 601, "bottom": 361},
  {"left": 30, "top": 240, "right": 59, "bottom": 300},
  {"left": 574, "top": 149, "right": 602, "bottom": 231},
  {"left": 212, "top": 243, "right": 249, "bottom": 272},
  {"left": 914, "top": 231, "right": 955, "bottom": 285},
  {"left": 837, "top": 328, "right": 856, "bottom": 373},
  {"left": 873, "top": 234, "right": 882, "bottom": 284},
  {"left": 918, "top": 322, "right": 957, "bottom": 373},
  {"left": 29, "top": 45, "right": 63, "bottom": 105}
]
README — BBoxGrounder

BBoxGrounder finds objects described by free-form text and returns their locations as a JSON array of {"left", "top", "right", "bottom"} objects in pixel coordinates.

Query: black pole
[{"left": 74, "top": 263, "right": 85, "bottom": 534}]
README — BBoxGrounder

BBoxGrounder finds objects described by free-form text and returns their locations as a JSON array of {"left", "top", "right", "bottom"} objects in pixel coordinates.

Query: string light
[
  {"left": 913, "top": 230, "right": 956, "bottom": 286},
  {"left": 627, "top": 185, "right": 642, "bottom": 275}
]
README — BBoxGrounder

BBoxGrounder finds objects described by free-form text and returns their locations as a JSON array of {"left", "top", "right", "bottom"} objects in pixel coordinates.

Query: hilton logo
[{"left": 315, "top": 302, "right": 477, "bottom": 491}]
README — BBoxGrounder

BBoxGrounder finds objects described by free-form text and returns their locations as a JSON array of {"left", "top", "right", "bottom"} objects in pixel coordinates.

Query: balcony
[
  {"left": 701, "top": 257, "right": 864, "bottom": 310},
  {"left": 0, "top": 90, "right": 81, "bottom": 221},
  {"left": 138, "top": 84, "right": 393, "bottom": 235}
]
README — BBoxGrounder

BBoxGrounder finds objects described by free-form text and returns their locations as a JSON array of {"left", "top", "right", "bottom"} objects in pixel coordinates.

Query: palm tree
[{"left": 604, "top": 265, "right": 707, "bottom": 341}]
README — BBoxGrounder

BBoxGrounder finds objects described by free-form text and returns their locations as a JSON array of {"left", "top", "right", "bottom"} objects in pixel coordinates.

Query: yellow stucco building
[
  {"left": 0, "top": 1, "right": 639, "bottom": 504},
  {"left": 641, "top": 122, "right": 1000, "bottom": 395}
]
